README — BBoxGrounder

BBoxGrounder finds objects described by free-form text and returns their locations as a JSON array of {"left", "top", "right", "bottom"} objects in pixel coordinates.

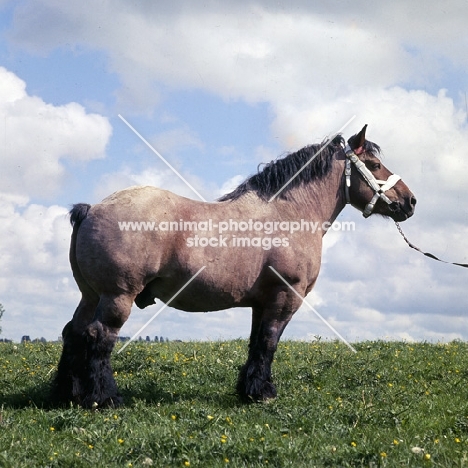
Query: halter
[{"left": 343, "top": 144, "right": 401, "bottom": 218}]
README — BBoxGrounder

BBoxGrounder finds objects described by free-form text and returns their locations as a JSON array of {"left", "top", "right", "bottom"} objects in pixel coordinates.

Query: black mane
[
  {"left": 218, "top": 135, "right": 380, "bottom": 201},
  {"left": 219, "top": 134, "right": 374, "bottom": 202}
]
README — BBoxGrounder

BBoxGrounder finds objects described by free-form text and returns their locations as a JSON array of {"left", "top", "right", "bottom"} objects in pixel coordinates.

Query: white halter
[{"left": 343, "top": 145, "right": 401, "bottom": 218}]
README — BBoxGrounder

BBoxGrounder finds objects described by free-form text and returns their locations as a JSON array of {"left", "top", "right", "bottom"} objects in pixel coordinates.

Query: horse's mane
[{"left": 218, "top": 135, "right": 381, "bottom": 202}]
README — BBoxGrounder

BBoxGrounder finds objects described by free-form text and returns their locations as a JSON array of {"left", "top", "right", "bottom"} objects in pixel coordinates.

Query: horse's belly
[{"left": 147, "top": 274, "right": 253, "bottom": 312}]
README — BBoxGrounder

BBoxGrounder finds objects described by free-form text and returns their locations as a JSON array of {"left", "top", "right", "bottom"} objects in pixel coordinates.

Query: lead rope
[{"left": 394, "top": 221, "right": 468, "bottom": 268}]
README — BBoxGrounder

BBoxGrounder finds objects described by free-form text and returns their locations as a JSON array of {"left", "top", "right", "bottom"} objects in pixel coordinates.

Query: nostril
[{"left": 410, "top": 196, "right": 417, "bottom": 207}]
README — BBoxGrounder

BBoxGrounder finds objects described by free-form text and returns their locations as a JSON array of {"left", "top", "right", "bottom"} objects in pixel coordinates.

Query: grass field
[{"left": 1, "top": 339, "right": 468, "bottom": 467}]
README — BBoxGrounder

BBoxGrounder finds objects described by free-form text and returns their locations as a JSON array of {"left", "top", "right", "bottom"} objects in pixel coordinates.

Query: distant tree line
[
  {"left": 119, "top": 335, "right": 171, "bottom": 343},
  {"left": 0, "top": 303, "right": 8, "bottom": 342},
  {"left": 0, "top": 303, "right": 4, "bottom": 336},
  {"left": 0, "top": 306, "right": 175, "bottom": 343},
  {"left": 13, "top": 335, "right": 173, "bottom": 344}
]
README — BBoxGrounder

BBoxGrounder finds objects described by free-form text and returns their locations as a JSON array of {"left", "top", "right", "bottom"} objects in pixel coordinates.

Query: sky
[{"left": 0, "top": 0, "right": 467, "bottom": 343}]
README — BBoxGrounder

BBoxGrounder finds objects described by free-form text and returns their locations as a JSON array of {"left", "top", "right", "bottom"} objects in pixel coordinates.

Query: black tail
[
  {"left": 70, "top": 203, "right": 91, "bottom": 227},
  {"left": 68, "top": 203, "right": 93, "bottom": 294},
  {"left": 68, "top": 203, "right": 95, "bottom": 297}
]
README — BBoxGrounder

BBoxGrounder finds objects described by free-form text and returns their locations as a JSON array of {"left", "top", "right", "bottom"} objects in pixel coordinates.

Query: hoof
[
  {"left": 82, "top": 394, "right": 124, "bottom": 409},
  {"left": 239, "top": 380, "right": 277, "bottom": 402},
  {"left": 237, "top": 364, "right": 277, "bottom": 402}
]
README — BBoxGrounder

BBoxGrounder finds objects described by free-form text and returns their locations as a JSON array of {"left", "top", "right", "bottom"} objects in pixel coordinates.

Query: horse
[{"left": 52, "top": 125, "right": 416, "bottom": 408}]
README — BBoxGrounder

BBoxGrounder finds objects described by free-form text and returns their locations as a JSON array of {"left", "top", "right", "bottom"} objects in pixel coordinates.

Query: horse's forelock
[{"left": 363, "top": 140, "right": 381, "bottom": 156}]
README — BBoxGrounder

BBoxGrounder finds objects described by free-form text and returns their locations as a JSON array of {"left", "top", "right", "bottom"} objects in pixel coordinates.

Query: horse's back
[{"left": 100, "top": 185, "right": 188, "bottom": 209}]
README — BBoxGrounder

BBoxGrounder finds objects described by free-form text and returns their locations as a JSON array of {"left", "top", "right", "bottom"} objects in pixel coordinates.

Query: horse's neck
[{"left": 278, "top": 158, "right": 347, "bottom": 226}]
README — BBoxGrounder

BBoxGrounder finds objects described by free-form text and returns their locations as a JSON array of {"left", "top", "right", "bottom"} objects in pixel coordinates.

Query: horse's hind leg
[
  {"left": 52, "top": 294, "right": 99, "bottom": 405},
  {"left": 53, "top": 292, "right": 132, "bottom": 408},
  {"left": 79, "top": 293, "right": 133, "bottom": 408}
]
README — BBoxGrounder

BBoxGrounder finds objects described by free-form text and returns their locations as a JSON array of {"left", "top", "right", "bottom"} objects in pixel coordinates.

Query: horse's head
[{"left": 345, "top": 125, "right": 416, "bottom": 221}]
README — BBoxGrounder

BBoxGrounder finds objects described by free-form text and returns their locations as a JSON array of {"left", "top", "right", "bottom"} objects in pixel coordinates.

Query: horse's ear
[{"left": 347, "top": 124, "right": 367, "bottom": 152}]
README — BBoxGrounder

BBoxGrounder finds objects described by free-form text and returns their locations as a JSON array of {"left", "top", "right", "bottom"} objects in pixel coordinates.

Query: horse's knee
[
  {"left": 95, "top": 294, "right": 133, "bottom": 330},
  {"left": 84, "top": 321, "right": 118, "bottom": 354},
  {"left": 71, "top": 297, "right": 99, "bottom": 333}
]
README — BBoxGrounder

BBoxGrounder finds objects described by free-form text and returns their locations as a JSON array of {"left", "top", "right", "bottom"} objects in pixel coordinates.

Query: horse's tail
[
  {"left": 69, "top": 203, "right": 96, "bottom": 298},
  {"left": 69, "top": 203, "right": 91, "bottom": 227}
]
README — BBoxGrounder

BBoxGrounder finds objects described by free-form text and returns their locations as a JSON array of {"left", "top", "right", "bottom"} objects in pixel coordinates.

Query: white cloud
[
  {"left": 0, "top": 66, "right": 113, "bottom": 340},
  {"left": 9, "top": 1, "right": 468, "bottom": 110},
  {"left": 4, "top": 1, "right": 467, "bottom": 121},
  {"left": 0, "top": 67, "right": 112, "bottom": 198},
  {"left": 0, "top": 193, "right": 77, "bottom": 340},
  {"left": 6, "top": 2, "right": 414, "bottom": 107},
  {"left": 216, "top": 174, "right": 245, "bottom": 199}
]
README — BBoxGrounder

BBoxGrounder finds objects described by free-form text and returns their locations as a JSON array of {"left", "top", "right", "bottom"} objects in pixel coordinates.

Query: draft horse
[{"left": 52, "top": 125, "right": 416, "bottom": 407}]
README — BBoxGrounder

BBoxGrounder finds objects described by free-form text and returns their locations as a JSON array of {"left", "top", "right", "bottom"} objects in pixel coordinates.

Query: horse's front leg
[{"left": 237, "top": 301, "right": 299, "bottom": 402}]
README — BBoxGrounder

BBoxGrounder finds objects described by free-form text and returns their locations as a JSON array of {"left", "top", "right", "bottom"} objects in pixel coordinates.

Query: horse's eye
[{"left": 369, "top": 163, "right": 381, "bottom": 171}]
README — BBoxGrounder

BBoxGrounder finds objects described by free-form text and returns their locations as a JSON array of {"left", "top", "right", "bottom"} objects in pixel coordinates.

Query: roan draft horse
[{"left": 52, "top": 125, "right": 416, "bottom": 407}]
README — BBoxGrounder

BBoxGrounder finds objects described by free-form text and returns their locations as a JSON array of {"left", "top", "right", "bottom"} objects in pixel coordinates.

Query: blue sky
[
  {"left": 0, "top": 26, "right": 277, "bottom": 206},
  {"left": 1, "top": 1, "right": 467, "bottom": 343}
]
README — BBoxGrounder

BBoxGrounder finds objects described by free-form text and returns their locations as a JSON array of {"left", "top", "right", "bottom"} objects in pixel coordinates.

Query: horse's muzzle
[{"left": 390, "top": 195, "right": 417, "bottom": 221}]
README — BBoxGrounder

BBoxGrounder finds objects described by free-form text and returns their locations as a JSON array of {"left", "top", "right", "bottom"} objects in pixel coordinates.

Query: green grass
[{"left": 2, "top": 339, "right": 468, "bottom": 467}]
